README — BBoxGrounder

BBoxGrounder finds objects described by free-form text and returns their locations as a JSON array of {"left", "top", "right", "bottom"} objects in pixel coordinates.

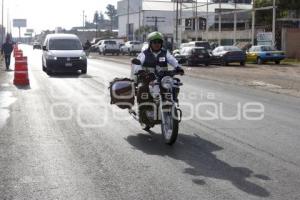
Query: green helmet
[{"left": 147, "top": 31, "right": 164, "bottom": 43}]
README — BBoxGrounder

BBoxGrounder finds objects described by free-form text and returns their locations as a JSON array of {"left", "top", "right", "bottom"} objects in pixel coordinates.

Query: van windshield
[
  {"left": 104, "top": 41, "right": 117, "bottom": 45},
  {"left": 194, "top": 42, "right": 211, "bottom": 49},
  {"left": 192, "top": 48, "right": 208, "bottom": 54},
  {"left": 49, "top": 39, "right": 83, "bottom": 50}
]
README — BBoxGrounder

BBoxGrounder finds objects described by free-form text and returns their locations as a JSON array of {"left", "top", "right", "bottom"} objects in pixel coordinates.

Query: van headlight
[
  {"left": 161, "top": 76, "right": 173, "bottom": 89},
  {"left": 47, "top": 55, "right": 57, "bottom": 60},
  {"left": 79, "top": 54, "right": 87, "bottom": 60}
]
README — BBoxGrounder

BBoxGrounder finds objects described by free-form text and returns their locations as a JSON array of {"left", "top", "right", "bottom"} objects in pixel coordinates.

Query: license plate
[
  {"left": 65, "top": 63, "right": 72, "bottom": 67},
  {"left": 198, "top": 55, "right": 204, "bottom": 58}
]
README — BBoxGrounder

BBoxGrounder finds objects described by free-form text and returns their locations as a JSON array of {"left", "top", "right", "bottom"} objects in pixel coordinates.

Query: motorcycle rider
[
  {"left": 84, "top": 40, "right": 91, "bottom": 56},
  {"left": 132, "top": 31, "right": 184, "bottom": 77},
  {"left": 132, "top": 31, "right": 184, "bottom": 129}
]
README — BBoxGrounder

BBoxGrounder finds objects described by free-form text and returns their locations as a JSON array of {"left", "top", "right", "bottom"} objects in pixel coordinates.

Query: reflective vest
[{"left": 142, "top": 49, "right": 168, "bottom": 73}]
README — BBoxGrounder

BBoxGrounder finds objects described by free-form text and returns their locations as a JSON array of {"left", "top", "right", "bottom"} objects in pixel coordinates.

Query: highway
[{"left": 0, "top": 45, "right": 300, "bottom": 200}]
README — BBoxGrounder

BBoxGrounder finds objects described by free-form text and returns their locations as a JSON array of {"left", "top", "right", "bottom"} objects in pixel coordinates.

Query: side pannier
[{"left": 109, "top": 78, "right": 135, "bottom": 109}]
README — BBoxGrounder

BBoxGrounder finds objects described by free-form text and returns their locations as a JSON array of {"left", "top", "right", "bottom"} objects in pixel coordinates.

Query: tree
[
  {"left": 93, "top": 11, "right": 99, "bottom": 24},
  {"left": 134, "top": 26, "right": 152, "bottom": 41},
  {"left": 105, "top": 4, "right": 117, "bottom": 31}
]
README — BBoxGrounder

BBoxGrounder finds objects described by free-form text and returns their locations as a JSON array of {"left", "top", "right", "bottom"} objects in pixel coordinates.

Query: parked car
[
  {"left": 211, "top": 46, "right": 246, "bottom": 66},
  {"left": 42, "top": 34, "right": 87, "bottom": 75},
  {"left": 90, "top": 40, "right": 102, "bottom": 52},
  {"left": 120, "top": 41, "right": 143, "bottom": 56},
  {"left": 90, "top": 37, "right": 101, "bottom": 46},
  {"left": 175, "top": 47, "right": 210, "bottom": 66},
  {"left": 33, "top": 42, "right": 42, "bottom": 49},
  {"left": 141, "top": 42, "right": 149, "bottom": 52},
  {"left": 188, "top": 41, "right": 212, "bottom": 52},
  {"left": 247, "top": 45, "right": 285, "bottom": 64},
  {"left": 98, "top": 40, "right": 120, "bottom": 55}
]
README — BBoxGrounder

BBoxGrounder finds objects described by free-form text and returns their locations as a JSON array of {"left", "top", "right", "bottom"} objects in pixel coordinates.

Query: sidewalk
[{"left": 89, "top": 53, "right": 300, "bottom": 97}]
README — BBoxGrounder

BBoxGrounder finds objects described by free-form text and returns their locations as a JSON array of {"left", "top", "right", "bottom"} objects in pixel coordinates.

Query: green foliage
[
  {"left": 105, "top": 4, "right": 117, "bottom": 31},
  {"left": 105, "top": 4, "right": 117, "bottom": 21},
  {"left": 134, "top": 26, "right": 153, "bottom": 40}
]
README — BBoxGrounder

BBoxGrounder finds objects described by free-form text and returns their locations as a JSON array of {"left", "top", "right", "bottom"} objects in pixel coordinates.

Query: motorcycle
[{"left": 109, "top": 59, "right": 183, "bottom": 145}]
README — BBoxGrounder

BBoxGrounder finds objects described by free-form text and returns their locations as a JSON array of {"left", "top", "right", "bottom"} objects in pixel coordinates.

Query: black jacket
[{"left": 1, "top": 42, "right": 13, "bottom": 55}]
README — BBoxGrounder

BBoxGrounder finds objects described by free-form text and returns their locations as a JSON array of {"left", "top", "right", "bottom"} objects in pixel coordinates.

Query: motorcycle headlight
[{"left": 161, "top": 76, "right": 173, "bottom": 89}]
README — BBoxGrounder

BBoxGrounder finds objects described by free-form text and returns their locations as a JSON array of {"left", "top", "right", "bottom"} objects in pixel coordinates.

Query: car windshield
[
  {"left": 49, "top": 39, "right": 82, "bottom": 50},
  {"left": 104, "top": 41, "right": 116, "bottom": 45},
  {"left": 223, "top": 46, "right": 241, "bottom": 51},
  {"left": 261, "top": 46, "right": 277, "bottom": 51}
]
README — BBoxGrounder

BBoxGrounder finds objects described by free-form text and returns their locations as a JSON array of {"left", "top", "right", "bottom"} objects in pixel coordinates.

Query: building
[
  {"left": 117, "top": 0, "right": 252, "bottom": 46},
  {"left": 0, "top": 25, "right": 6, "bottom": 44},
  {"left": 212, "top": 0, "right": 251, "bottom": 3}
]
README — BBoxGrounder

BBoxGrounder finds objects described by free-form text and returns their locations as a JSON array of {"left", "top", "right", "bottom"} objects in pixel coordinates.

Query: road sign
[
  {"left": 257, "top": 32, "right": 273, "bottom": 46},
  {"left": 24, "top": 33, "right": 32, "bottom": 37},
  {"left": 13, "top": 19, "right": 27, "bottom": 27},
  {"left": 26, "top": 29, "right": 34, "bottom": 33}
]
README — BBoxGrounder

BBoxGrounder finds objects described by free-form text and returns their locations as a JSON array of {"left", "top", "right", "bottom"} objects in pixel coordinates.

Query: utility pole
[
  {"left": 82, "top": 10, "right": 85, "bottom": 31},
  {"left": 251, "top": 0, "right": 255, "bottom": 45},
  {"left": 175, "top": 0, "right": 179, "bottom": 48},
  {"left": 195, "top": 0, "right": 198, "bottom": 41},
  {"left": 85, "top": 15, "right": 87, "bottom": 30},
  {"left": 127, "top": 0, "right": 130, "bottom": 40},
  {"left": 272, "top": 0, "right": 276, "bottom": 47},
  {"left": 146, "top": 16, "right": 165, "bottom": 31},
  {"left": 218, "top": 1, "right": 221, "bottom": 45},
  {"left": 2, "top": 0, "right": 4, "bottom": 43},
  {"left": 206, "top": 0, "right": 209, "bottom": 41},
  {"left": 234, "top": 0, "right": 237, "bottom": 45},
  {"left": 138, "top": 5, "right": 141, "bottom": 41}
]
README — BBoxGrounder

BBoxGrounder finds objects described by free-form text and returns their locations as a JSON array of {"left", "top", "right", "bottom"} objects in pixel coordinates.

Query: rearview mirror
[
  {"left": 131, "top": 58, "right": 141, "bottom": 65},
  {"left": 42, "top": 46, "right": 47, "bottom": 51}
]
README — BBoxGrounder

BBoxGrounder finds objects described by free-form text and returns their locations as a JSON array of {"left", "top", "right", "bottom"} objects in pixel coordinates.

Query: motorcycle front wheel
[{"left": 161, "top": 106, "right": 179, "bottom": 145}]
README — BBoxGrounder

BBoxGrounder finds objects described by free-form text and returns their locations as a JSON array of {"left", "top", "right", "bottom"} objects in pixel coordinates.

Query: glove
[
  {"left": 175, "top": 67, "right": 184, "bottom": 75},
  {"left": 147, "top": 72, "right": 156, "bottom": 82}
]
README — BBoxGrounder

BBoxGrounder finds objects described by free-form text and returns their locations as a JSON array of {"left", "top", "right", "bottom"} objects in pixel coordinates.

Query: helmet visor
[{"left": 151, "top": 39, "right": 163, "bottom": 44}]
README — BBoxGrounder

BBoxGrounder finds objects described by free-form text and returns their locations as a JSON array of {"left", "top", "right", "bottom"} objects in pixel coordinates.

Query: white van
[{"left": 42, "top": 34, "right": 87, "bottom": 75}]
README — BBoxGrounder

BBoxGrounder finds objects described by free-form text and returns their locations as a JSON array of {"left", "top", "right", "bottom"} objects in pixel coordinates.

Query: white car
[
  {"left": 141, "top": 42, "right": 149, "bottom": 52},
  {"left": 98, "top": 40, "right": 120, "bottom": 55},
  {"left": 120, "top": 41, "right": 143, "bottom": 56}
]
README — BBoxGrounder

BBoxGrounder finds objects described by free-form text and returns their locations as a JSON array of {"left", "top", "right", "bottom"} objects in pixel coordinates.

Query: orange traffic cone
[
  {"left": 14, "top": 57, "right": 30, "bottom": 86},
  {"left": 14, "top": 50, "right": 23, "bottom": 58},
  {"left": 15, "top": 56, "right": 27, "bottom": 62}
]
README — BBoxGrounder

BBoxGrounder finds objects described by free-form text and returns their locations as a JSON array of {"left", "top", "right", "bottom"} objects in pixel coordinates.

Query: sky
[{"left": 4, "top": 0, "right": 118, "bottom": 37}]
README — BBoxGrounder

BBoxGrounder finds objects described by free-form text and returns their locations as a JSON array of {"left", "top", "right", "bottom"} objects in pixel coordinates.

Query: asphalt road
[{"left": 0, "top": 45, "right": 300, "bottom": 200}]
